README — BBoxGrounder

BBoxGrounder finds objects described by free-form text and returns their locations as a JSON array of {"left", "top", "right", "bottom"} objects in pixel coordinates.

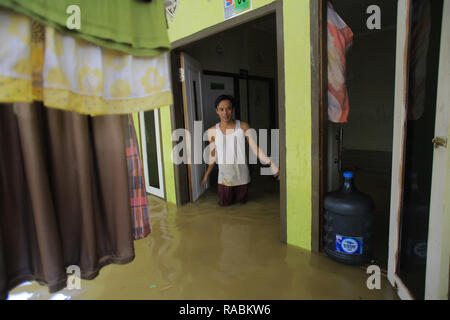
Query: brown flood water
[{"left": 8, "top": 187, "right": 398, "bottom": 300}]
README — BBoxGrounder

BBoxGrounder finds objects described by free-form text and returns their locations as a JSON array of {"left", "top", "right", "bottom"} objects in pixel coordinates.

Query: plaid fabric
[{"left": 125, "top": 114, "right": 151, "bottom": 240}]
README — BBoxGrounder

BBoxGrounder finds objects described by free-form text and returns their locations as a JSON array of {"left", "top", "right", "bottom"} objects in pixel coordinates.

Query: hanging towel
[
  {"left": 125, "top": 114, "right": 152, "bottom": 240},
  {"left": 0, "top": 10, "right": 173, "bottom": 115},
  {"left": 0, "top": 0, "right": 170, "bottom": 57},
  {"left": 327, "top": 2, "right": 353, "bottom": 123}
]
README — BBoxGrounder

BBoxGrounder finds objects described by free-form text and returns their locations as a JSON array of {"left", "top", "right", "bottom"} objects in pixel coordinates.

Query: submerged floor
[{"left": 8, "top": 186, "right": 398, "bottom": 300}]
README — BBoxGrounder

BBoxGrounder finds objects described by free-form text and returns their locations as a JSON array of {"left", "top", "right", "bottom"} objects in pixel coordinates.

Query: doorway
[
  {"left": 170, "top": 5, "right": 286, "bottom": 241},
  {"left": 324, "top": 0, "right": 399, "bottom": 273},
  {"left": 320, "top": 0, "right": 446, "bottom": 300}
]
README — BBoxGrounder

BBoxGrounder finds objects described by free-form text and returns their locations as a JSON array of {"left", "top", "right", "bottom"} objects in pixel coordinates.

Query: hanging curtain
[
  {"left": 0, "top": 1, "right": 164, "bottom": 299},
  {"left": 0, "top": 9, "right": 173, "bottom": 115},
  {"left": 0, "top": 0, "right": 170, "bottom": 57},
  {"left": 0, "top": 102, "right": 135, "bottom": 300},
  {"left": 327, "top": 2, "right": 353, "bottom": 123}
]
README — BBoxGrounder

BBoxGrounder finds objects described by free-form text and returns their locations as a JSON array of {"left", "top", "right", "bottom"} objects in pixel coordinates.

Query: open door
[
  {"left": 180, "top": 52, "right": 208, "bottom": 202},
  {"left": 424, "top": 0, "right": 450, "bottom": 300},
  {"left": 388, "top": 0, "right": 448, "bottom": 300},
  {"left": 139, "top": 109, "right": 165, "bottom": 198}
]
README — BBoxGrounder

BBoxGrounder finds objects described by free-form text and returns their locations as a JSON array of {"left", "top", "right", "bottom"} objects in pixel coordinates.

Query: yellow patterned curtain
[{"left": 0, "top": 10, "right": 173, "bottom": 115}]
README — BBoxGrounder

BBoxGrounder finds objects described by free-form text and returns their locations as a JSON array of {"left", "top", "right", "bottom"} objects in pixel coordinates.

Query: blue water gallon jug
[{"left": 323, "top": 171, "right": 375, "bottom": 265}]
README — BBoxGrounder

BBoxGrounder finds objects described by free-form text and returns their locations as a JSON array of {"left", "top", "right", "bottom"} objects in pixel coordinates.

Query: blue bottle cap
[{"left": 343, "top": 171, "right": 354, "bottom": 179}]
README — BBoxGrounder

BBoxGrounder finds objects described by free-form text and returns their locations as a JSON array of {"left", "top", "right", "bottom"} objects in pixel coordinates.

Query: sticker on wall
[
  {"left": 165, "top": 0, "right": 179, "bottom": 21},
  {"left": 224, "top": 0, "right": 252, "bottom": 20}
]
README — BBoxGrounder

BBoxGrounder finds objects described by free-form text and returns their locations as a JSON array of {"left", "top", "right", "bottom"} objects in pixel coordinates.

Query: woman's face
[{"left": 216, "top": 99, "right": 233, "bottom": 122}]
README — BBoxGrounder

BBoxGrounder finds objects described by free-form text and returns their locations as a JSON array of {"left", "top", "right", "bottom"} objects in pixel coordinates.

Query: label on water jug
[{"left": 336, "top": 235, "right": 363, "bottom": 255}]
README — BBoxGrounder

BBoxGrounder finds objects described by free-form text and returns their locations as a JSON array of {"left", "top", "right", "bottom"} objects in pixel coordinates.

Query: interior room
[
  {"left": 326, "top": 0, "right": 399, "bottom": 272},
  {"left": 326, "top": 0, "right": 444, "bottom": 299}
]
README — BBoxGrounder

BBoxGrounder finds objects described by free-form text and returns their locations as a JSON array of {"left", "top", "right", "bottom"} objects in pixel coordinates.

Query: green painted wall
[
  {"left": 283, "top": 0, "right": 312, "bottom": 251},
  {"left": 166, "top": 0, "right": 313, "bottom": 250},
  {"left": 167, "top": 0, "right": 275, "bottom": 41},
  {"left": 160, "top": 106, "right": 177, "bottom": 204}
]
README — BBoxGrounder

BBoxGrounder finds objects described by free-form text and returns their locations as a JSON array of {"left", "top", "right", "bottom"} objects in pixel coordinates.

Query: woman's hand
[
  {"left": 201, "top": 174, "right": 208, "bottom": 186},
  {"left": 270, "top": 162, "right": 280, "bottom": 181},
  {"left": 273, "top": 170, "right": 280, "bottom": 181}
]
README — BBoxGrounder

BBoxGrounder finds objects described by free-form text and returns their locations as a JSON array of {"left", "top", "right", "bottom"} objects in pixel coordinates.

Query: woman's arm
[{"left": 241, "top": 122, "right": 280, "bottom": 179}]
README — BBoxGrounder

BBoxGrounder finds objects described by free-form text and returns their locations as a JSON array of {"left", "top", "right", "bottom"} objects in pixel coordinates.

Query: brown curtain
[{"left": 0, "top": 102, "right": 134, "bottom": 300}]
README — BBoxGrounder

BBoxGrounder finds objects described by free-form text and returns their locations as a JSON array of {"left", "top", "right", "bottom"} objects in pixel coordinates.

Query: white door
[
  {"left": 388, "top": 0, "right": 449, "bottom": 300},
  {"left": 139, "top": 109, "right": 165, "bottom": 198},
  {"left": 424, "top": 0, "right": 450, "bottom": 300},
  {"left": 180, "top": 52, "right": 207, "bottom": 202}
]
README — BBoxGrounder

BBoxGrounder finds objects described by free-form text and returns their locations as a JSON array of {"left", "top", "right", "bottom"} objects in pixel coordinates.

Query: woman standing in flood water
[{"left": 201, "top": 95, "right": 280, "bottom": 206}]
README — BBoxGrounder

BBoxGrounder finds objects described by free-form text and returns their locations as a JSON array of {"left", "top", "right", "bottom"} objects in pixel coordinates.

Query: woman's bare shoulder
[
  {"left": 239, "top": 121, "right": 251, "bottom": 130},
  {"left": 208, "top": 125, "right": 216, "bottom": 140}
]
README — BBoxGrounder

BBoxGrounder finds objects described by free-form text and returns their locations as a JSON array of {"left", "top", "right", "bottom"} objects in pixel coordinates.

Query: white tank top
[{"left": 215, "top": 120, "right": 251, "bottom": 186}]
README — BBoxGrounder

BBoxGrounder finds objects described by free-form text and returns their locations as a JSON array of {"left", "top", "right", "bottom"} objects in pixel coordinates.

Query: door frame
[
  {"left": 170, "top": 1, "right": 287, "bottom": 243},
  {"left": 310, "top": 0, "right": 327, "bottom": 253}
]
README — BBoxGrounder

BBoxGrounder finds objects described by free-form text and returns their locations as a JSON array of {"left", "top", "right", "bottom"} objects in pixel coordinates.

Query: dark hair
[{"left": 215, "top": 95, "right": 235, "bottom": 109}]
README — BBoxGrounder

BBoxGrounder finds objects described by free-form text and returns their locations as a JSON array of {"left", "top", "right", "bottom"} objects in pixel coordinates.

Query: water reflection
[
  {"left": 7, "top": 190, "right": 397, "bottom": 300},
  {"left": 7, "top": 291, "right": 34, "bottom": 300}
]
